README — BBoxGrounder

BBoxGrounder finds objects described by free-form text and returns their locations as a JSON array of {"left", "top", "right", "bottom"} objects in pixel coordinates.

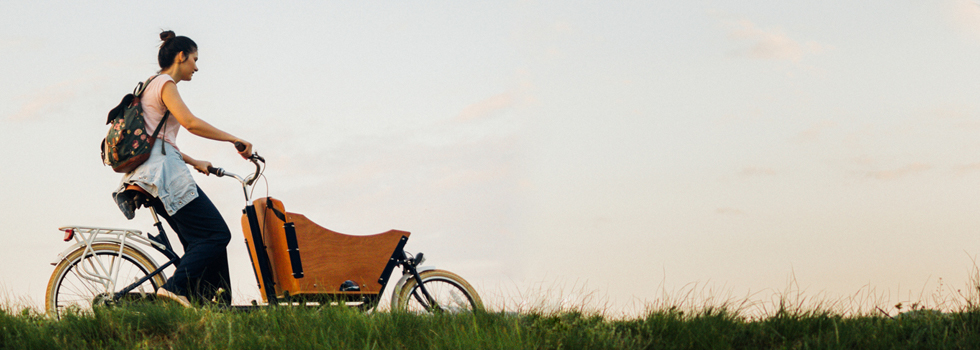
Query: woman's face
[{"left": 177, "top": 50, "right": 199, "bottom": 82}]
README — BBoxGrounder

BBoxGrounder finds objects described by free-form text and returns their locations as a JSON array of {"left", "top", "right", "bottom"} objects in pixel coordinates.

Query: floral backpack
[{"left": 101, "top": 75, "right": 170, "bottom": 173}]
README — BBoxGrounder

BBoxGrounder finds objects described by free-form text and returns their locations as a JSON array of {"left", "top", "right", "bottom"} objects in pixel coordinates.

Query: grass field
[
  {"left": 2, "top": 298, "right": 980, "bottom": 349},
  {"left": 10, "top": 267, "right": 980, "bottom": 349}
]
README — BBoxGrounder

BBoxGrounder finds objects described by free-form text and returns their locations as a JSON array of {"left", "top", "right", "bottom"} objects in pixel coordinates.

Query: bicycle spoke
[
  {"left": 398, "top": 273, "right": 480, "bottom": 314},
  {"left": 69, "top": 264, "right": 101, "bottom": 296},
  {"left": 49, "top": 247, "right": 160, "bottom": 317}
]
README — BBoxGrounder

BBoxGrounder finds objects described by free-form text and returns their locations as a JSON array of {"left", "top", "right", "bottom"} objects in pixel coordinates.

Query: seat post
[
  {"left": 146, "top": 206, "right": 179, "bottom": 263},
  {"left": 148, "top": 206, "right": 162, "bottom": 225}
]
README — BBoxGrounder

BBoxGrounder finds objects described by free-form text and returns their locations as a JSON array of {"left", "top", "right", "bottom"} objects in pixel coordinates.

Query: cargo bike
[{"left": 45, "top": 148, "right": 483, "bottom": 317}]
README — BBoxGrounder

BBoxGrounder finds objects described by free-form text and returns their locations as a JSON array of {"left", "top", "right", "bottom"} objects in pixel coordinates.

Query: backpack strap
[
  {"left": 136, "top": 74, "right": 171, "bottom": 156},
  {"left": 151, "top": 112, "right": 170, "bottom": 155},
  {"left": 134, "top": 74, "right": 163, "bottom": 96}
]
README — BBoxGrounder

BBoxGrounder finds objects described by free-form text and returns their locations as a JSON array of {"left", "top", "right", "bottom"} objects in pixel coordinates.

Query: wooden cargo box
[{"left": 241, "top": 197, "right": 410, "bottom": 302}]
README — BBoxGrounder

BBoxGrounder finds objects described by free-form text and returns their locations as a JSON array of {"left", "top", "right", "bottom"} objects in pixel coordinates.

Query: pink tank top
[{"left": 140, "top": 74, "right": 181, "bottom": 151}]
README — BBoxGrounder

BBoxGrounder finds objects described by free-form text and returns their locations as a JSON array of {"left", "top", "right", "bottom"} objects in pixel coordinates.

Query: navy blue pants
[{"left": 152, "top": 186, "right": 232, "bottom": 305}]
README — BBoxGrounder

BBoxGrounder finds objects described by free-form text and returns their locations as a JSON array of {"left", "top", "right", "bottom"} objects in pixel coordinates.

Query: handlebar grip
[
  {"left": 207, "top": 166, "right": 224, "bottom": 177},
  {"left": 234, "top": 142, "right": 246, "bottom": 152}
]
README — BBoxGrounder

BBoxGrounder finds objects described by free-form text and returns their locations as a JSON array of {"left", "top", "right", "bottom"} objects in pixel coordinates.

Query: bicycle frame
[{"left": 54, "top": 153, "right": 443, "bottom": 309}]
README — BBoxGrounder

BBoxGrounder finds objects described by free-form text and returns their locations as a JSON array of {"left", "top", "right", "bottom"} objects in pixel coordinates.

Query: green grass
[{"left": 4, "top": 301, "right": 980, "bottom": 349}]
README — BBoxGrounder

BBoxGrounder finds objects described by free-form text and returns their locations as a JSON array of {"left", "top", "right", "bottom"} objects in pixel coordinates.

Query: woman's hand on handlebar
[
  {"left": 191, "top": 160, "right": 213, "bottom": 175},
  {"left": 233, "top": 139, "right": 253, "bottom": 159}
]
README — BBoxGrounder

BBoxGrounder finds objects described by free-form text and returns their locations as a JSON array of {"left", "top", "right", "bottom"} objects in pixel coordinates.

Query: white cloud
[
  {"left": 716, "top": 207, "right": 745, "bottom": 215},
  {"left": 9, "top": 79, "right": 82, "bottom": 121},
  {"left": 794, "top": 121, "right": 838, "bottom": 142},
  {"left": 953, "top": 162, "right": 980, "bottom": 175},
  {"left": 0, "top": 34, "right": 45, "bottom": 53},
  {"left": 946, "top": 0, "right": 980, "bottom": 37},
  {"left": 0, "top": 37, "right": 25, "bottom": 51},
  {"left": 551, "top": 20, "right": 574, "bottom": 34},
  {"left": 739, "top": 167, "right": 776, "bottom": 177},
  {"left": 726, "top": 19, "right": 829, "bottom": 62},
  {"left": 455, "top": 92, "right": 517, "bottom": 122},
  {"left": 866, "top": 163, "right": 932, "bottom": 180}
]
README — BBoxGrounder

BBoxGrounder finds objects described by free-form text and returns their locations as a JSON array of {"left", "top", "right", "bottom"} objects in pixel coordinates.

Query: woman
[{"left": 113, "top": 30, "right": 252, "bottom": 307}]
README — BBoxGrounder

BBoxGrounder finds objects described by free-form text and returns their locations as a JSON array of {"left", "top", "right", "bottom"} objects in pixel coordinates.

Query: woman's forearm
[
  {"left": 181, "top": 152, "right": 198, "bottom": 165},
  {"left": 183, "top": 118, "right": 238, "bottom": 143},
  {"left": 162, "top": 82, "right": 243, "bottom": 144},
  {"left": 161, "top": 82, "right": 253, "bottom": 159}
]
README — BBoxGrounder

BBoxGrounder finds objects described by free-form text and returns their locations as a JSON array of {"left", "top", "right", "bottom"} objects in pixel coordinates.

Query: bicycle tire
[
  {"left": 45, "top": 243, "right": 165, "bottom": 317},
  {"left": 391, "top": 269, "right": 483, "bottom": 313}
]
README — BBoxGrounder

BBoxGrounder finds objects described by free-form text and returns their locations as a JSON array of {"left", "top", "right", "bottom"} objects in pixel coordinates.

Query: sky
[{"left": 3, "top": 1, "right": 980, "bottom": 315}]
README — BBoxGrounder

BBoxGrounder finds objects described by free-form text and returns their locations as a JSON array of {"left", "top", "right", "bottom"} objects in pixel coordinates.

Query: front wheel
[
  {"left": 391, "top": 269, "right": 483, "bottom": 313},
  {"left": 45, "top": 243, "right": 166, "bottom": 317}
]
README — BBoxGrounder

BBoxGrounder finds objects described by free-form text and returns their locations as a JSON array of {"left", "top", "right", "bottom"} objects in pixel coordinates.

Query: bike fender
[
  {"left": 51, "top": 238, "right": 159, "bottom": 269},
  {"left": 390, "top": 266, "right": 436, "bottom": 294}
]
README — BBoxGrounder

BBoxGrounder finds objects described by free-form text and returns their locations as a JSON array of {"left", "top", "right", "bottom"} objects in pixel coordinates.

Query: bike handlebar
[
  {"left": 206, "top": 143, "right": 265, "bottom": 199},
  {"left": 235, "top": 141, "right": 265, "bottom": 163}
]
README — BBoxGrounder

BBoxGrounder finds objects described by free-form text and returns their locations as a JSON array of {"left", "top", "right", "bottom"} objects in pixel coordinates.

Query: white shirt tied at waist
[{"left": 113, "top": 140, "right": 198, "bottom": 216}]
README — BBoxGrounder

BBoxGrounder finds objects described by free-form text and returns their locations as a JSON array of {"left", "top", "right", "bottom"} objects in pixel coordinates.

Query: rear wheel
[
  {"left": 391, "top": 269, "right": 483, "bottom": 313},
  {"left": 45, "top": 243, "right": 165, "bottom": 317}
]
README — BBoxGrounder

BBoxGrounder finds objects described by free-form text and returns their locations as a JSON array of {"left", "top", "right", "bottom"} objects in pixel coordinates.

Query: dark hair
[{"left": 157, "top": 30, "right": 197, "bottom": 70}]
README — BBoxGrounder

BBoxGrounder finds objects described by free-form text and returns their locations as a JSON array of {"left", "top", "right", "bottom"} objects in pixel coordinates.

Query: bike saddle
[{"left": 124, "top": 185, "right": 152, "bottom": 204}]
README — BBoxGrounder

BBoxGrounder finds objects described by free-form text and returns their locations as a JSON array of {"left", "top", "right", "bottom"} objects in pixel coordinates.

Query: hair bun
[{"left": 159, "top": 30, "right": 176, "bottom": 43}]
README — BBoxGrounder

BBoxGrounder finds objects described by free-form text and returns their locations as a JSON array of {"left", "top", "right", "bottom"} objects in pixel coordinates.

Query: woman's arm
[{"left": 160, "top": 81, "right": 253, "bottom": 158}]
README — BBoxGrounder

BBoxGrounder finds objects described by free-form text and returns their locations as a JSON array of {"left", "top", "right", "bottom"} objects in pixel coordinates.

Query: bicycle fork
[{"left": 400, "top": 253, "right": 441, "bottom": 311}]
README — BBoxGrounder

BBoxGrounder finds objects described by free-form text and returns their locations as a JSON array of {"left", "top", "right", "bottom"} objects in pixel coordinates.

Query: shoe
[
  {"left": 156, "top": 287, "right": 192, "bottom": 308},
  {"left": 114, "top": 192, "right": 136, "bottom": 220}
]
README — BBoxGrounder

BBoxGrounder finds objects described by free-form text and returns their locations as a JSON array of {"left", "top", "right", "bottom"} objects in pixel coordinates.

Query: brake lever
[{"left": 233, "top": 141, "right": 263, "bottom": 185}]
